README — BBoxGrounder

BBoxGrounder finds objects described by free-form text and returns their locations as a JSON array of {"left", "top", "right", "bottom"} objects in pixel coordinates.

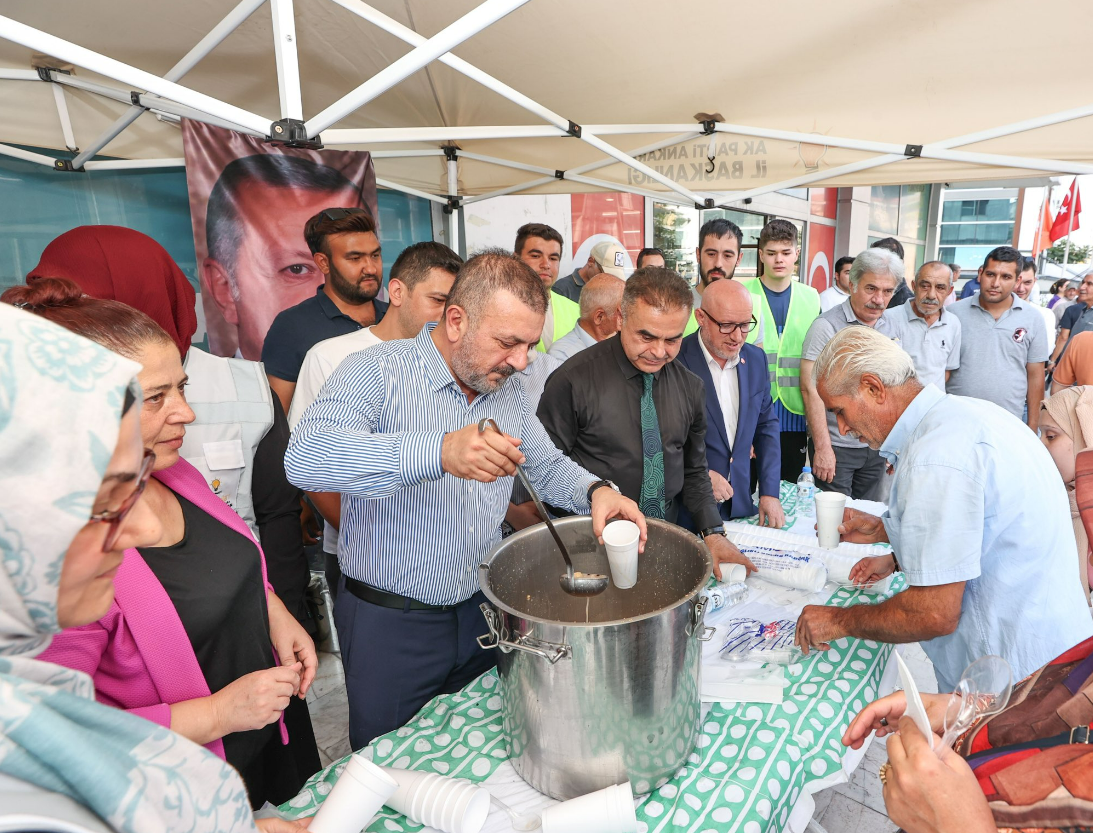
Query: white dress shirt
[{"left": 697, "top": 335, "right": 741, "bottom": 445}]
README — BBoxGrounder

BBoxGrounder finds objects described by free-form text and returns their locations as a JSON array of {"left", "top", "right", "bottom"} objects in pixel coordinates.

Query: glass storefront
[
  {"left": 937, "top": 192, "right": 1017, "bottom": 272},
  {"left": 867, "top": 184, "right": 932, "bottom": 278}
]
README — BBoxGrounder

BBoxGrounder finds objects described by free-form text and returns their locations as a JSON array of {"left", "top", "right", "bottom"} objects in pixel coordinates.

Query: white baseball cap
[{"left": 590, "top": 241, "right": 628, "bottom": 279}]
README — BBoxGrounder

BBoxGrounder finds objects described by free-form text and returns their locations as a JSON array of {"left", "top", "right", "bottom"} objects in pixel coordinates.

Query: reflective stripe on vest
[
  {"left": 179, "top": 348, "right": 275, "bottom": 539},
  {"left": 742, "top": 278, "right": 821, "bottom": 414}
]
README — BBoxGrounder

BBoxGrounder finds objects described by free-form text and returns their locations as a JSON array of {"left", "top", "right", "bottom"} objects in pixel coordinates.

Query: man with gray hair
[
  {"left": 286, "top": 249, "right": 646, "bottom": 747},
  {"left": 548, "top": 272, "right": 625, "bottom": 363},
  {"left": 882, "top": 261, "right": 961, "bottom": 391},
  {"left": 794, "top": 326, "right": 1091, "bottom": 692},
  {"left": 539, "top": 266, "right": 756, "bottom": 577},
  {"left": 800, "top": 248, "right": 903, "bottom": 499}
]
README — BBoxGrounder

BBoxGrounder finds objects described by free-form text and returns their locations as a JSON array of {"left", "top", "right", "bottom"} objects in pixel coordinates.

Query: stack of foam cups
[
  {"left": 310, "top": 753, "right": 398, "bottom": 833},
  {"left": 540, "top": 781, "right": 638, "bottom": 833},
  {"left": 383, "top": 767, "right": 492, "bottom": 833},
  {"left": 602, "top": 520, "right": 640, "bottom": 589}
]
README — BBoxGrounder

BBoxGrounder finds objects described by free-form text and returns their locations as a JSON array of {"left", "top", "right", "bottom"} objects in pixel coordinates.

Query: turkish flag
[
  {"left": 1033, "top": 199, "right": 1054, "bottom": 256},
  {"left": 1050, "top": 179, "right": 1082, "bottom": 242}
]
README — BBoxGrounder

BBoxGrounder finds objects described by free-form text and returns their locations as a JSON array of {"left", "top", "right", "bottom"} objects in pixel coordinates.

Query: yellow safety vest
[
  {"left": 741, "top": 277, "right": 820, "bottom": 415},
  {"left": 537, "top": 292, "right": 581, "bottom": 352}
]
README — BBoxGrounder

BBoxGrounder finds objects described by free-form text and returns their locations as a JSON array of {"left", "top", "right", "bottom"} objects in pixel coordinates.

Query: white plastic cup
[
  {"left": 310, "top": 753, "right": 398, "bottom": 833},
  {"left": 719, "top": 563, "right": 747, "bottom": 586},
  {"left": 541, "top": 782, "right": 638, "bottom": 833},
  {"left": 814, "top": 491, "right": 848, "bottom": 549},
  {"left": 384, "top": 769, "right": 491, "bottom": 833},
  {"left": 602, "top": 520, "right": 640, "bottom": 589}
]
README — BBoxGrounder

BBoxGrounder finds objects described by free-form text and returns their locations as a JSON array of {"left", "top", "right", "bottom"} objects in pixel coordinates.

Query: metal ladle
[{"left": 478, "top": 418, "right": 608, "bottom": 597}]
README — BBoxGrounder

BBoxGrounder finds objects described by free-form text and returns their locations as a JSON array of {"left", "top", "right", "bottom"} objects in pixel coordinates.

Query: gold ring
[{"left": 878, "top": 763, "right": 891, "bottom": 785}]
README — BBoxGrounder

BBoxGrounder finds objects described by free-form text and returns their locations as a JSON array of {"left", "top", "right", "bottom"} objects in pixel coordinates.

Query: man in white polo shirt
[
  {"left": 883, "top": 261, "right": 961, "bottom": 391},
  {"left": 947, "top": 246, "right": 1048, "bottom": 431}
]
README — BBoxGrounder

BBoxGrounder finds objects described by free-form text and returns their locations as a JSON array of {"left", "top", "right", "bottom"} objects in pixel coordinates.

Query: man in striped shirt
[{"left": 286, "top": 250, "right": 646, "bottom": 748}]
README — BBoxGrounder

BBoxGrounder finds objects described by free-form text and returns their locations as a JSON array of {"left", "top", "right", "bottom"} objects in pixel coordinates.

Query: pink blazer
[{"left": 40, "top": 458, "right": 288, "bottom": 760}]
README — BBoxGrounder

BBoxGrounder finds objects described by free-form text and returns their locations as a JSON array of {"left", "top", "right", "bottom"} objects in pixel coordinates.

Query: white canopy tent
[{"left": 1, "top": 0, "right": 1092, "bottom": 238}]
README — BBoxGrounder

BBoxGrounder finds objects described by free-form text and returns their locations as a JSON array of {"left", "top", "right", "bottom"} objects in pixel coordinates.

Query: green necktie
[{"left": 639, "top": 372, "right": 666, "bottom": 519}]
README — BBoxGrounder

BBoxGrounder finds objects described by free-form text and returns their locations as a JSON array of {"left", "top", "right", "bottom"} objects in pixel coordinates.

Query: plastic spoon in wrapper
[
  {"left": 490, "top": 795, "right": 541, "bottom": 831},
  {"left": 894, "top": 652, "right": 935, "bottom": 749},
  {"left": 937, "top": 655, "right": 1012, "bottom": 753}
]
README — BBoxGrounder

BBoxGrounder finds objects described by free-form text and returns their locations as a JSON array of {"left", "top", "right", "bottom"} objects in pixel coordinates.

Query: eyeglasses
[
  {"left": 701, "top": 312, "right": 758, "bottom": 335},
  {"left": 320, "top": 207, "right": 369, "bottom": 223},
  {"left": 89, "top": 449, "right": 156, "bottom": 551}
]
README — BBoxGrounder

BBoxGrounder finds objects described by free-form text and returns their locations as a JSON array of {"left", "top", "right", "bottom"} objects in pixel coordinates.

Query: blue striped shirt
[{"left": 285, "top": 324, "right": 598, "bottom": 604}]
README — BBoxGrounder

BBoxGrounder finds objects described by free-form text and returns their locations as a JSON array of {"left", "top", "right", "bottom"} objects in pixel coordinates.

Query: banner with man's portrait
[{"left": 181, "top": 121, "right": 378, "bottom": 359}]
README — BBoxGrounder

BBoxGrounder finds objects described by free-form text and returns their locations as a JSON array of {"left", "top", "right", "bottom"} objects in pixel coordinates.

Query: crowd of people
[{"left": 4, "top": 204, "right": 1093, "bottom": 833}]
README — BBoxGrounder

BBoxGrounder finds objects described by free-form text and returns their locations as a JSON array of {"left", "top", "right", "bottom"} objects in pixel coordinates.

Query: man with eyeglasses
[
  {"left": 677, "top": 279, "right": 783, "bottom": 528},
  {"left": 538, "top": 266, "right": 757, "bottom": 577},
  {"left": 261, "top": 207, "right": 387, "bottom": 413}
]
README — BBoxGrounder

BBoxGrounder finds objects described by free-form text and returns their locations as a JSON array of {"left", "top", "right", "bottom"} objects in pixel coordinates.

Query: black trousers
[
  {"left": 780, "top": 430, "right": 808, "bottom": 484},
  {"left": 808, "top": 440, "right": 888, "bottom": 501},
  {"left": 236, "top": 693, "right": 321, "bottom": 809},
  {"left": 334, "top": 582, "right": 497, "bottom": 750}
]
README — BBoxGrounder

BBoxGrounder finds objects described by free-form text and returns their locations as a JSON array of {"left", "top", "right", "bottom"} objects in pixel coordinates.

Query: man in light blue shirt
[
  {"left": 287, "top": 250, "right": 645, "bottom": 747},
  {"left": 794, "top": 326, "right": 1091, "bottom": 691},
  {"left": 547, "top": 272, "right": 623, "bottom": 364}
]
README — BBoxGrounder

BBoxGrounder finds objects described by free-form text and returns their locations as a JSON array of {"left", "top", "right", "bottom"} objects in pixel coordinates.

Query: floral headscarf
[{"left": 0, "top": 303, "right": 256, "bottom": 832}]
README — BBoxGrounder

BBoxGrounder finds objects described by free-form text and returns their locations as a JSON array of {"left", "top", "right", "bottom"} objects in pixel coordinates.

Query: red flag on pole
[
  {"left": 1050, "top": 179, "right": 1082, "bottom": 242},
  {"left": 1033, "top": 198, "right": 1054, "bottom": 257}
]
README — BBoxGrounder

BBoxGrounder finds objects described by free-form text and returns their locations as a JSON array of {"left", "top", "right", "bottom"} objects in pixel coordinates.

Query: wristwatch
[
  {"left": 587, "top": 479, "right": 620, "bottom": 504},
  {"left": 700, "top": 525, "right": 727, "bottom": 539}
]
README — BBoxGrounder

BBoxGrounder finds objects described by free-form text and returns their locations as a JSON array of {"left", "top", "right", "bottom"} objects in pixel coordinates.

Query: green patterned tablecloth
[{"left": 281, "top": 485, "right": 902, "bottom": 833}]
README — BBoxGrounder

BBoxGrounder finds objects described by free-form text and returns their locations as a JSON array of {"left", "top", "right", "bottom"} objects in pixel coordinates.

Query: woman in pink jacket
[{"left": 6, "top": 277, "right": 321, "bottom": 808}]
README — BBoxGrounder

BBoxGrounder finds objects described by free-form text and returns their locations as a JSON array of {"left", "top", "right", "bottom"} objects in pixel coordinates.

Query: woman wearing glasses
[
  {"left": 2, "top": 278, "right": 320, "bottom": 809},
  {"left": 0, "top": 302, "right": 307, "bottom": 831}
]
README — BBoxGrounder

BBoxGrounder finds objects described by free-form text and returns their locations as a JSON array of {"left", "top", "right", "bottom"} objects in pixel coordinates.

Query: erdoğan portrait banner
[{"left": 181, "top": 120, "right": 378, "bottom": 360}]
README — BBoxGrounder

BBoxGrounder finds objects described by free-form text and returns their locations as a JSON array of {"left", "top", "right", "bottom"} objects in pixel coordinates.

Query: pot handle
[
  {"left": 478, "top": 604, "right": 572, "bottom": 664},
  {"left": 692, "top": 596, "right": 716, "bottom": 642}
]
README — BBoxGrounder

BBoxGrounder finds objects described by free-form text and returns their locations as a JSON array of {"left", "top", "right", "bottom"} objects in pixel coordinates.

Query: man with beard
[
  {"left": 800, "top": 248, "right": 901, "bottom": 499},
  {"left": 688, "top": 217, "right": 764, "bottom": 340},
  {"left": 794, "top": 326, "right": 1091, "bottom": 692},
  {"left": 742, "top": 219, "right": 820, "bottom": 481},
  {"left": 261, "top": 208, "right": 388, "bottom": 413},
  {"left": 285, "top": 250, "right": 646, "bottom": 748},
  {"left": 948, "top": 246, "right": 1048, "bottom": 431},
  {"left": 882, "top": 261, "right": 961, "bottom": 391},
  {"left": 538, "top": 267, "right": 757, "bottom": 578}
]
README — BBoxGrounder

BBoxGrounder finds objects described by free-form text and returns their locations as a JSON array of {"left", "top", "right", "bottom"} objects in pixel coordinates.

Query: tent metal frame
[{"left": 2, "top": 0, "right": 1092, "bottom": 228}]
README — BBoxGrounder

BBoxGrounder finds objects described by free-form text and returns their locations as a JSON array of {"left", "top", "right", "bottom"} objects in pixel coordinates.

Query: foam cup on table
[
  {"left": 384, "top": 768, "right": 491, "bottom": 833},
  {"left": 602, "top": 520, "right": 640, "bottom": 589},
  {"left": 814, "top": 491, "right": 847, "bottom": 549},
  {"left": 719, "top": 563, "right": 748, "bottom": 585},
  {"left": 540, "top": 781, "right": 638, "bottom": 833},
  {"left": 310, "top": 753, "right": 398, "bottom": 833}
]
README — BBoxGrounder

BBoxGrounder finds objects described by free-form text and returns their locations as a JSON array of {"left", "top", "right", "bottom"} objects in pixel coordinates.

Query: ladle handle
[{"left": 477, "top": 418, "right": 575, "bottom": 572}]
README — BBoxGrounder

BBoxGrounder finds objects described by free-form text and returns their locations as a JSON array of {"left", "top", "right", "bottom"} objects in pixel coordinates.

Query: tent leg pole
[
  {"left": 305, "top": 0, "right": 531, "bottom": 137},
  {"left": 0, "top": 13, "right": 270, "bottom": 135},
  {"left": 270, "top": 0, "right": 303, "bottom": 120},
  {"left": 447, "top": 156, "right": 460, "bottom": 250}
]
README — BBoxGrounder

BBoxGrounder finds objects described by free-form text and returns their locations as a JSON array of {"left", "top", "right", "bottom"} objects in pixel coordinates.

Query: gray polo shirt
[
  {"left": 802, "top": 300, "right": 899, "bottom": 449},
  {"left": 882, "top": 300, "right": 961, "bottom": 392},
  {"left": 946, "top": 294, "right": 1049, "bottom": 419}
]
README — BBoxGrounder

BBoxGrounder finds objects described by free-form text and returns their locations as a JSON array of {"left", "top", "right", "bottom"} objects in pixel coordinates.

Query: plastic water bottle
[
  {"left": 700, "top": 582, "right": 749, "bottom": 611},
  {"left": 796, "top": 466, "right": 815, "bottom": 505}
]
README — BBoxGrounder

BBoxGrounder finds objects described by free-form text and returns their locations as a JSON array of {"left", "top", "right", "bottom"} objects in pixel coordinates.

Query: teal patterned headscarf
[{"left": 0, "top": 304, "right": 257, "bottom": 832}]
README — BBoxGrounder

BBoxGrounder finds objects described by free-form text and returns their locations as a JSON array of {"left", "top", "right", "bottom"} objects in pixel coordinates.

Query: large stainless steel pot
[{"left": 477, "top": 517, "right": 713, "bottom": 800}]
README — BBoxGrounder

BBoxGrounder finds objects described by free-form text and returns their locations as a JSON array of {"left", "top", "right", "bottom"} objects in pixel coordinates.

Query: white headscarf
[{"left": 0, "top": 303, "right": 257, "bottom": 832}]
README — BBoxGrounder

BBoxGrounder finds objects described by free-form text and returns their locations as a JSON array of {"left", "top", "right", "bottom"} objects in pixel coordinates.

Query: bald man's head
[
  {"left": 696, "top": 277, "right": 755, "bottom": 364},
  {"left": 577, "top": 272, "right": 625, "bottom": 340}
]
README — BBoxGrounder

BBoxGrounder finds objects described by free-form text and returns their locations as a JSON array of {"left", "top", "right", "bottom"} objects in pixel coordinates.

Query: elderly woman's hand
[
  {"left": 255, "top": 816, "right": 311, "bottom": 831},
  {"left": 842, "top": 690, "right": 949, "bottom": 750},
  {"left": 882, "top": 716, "right": 995, "bottom": 833}
]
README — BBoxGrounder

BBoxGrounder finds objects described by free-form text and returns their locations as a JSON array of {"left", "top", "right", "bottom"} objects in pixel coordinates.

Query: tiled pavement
[{"left": 306, "top": 642, "right": 940, "bottom": 832}]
